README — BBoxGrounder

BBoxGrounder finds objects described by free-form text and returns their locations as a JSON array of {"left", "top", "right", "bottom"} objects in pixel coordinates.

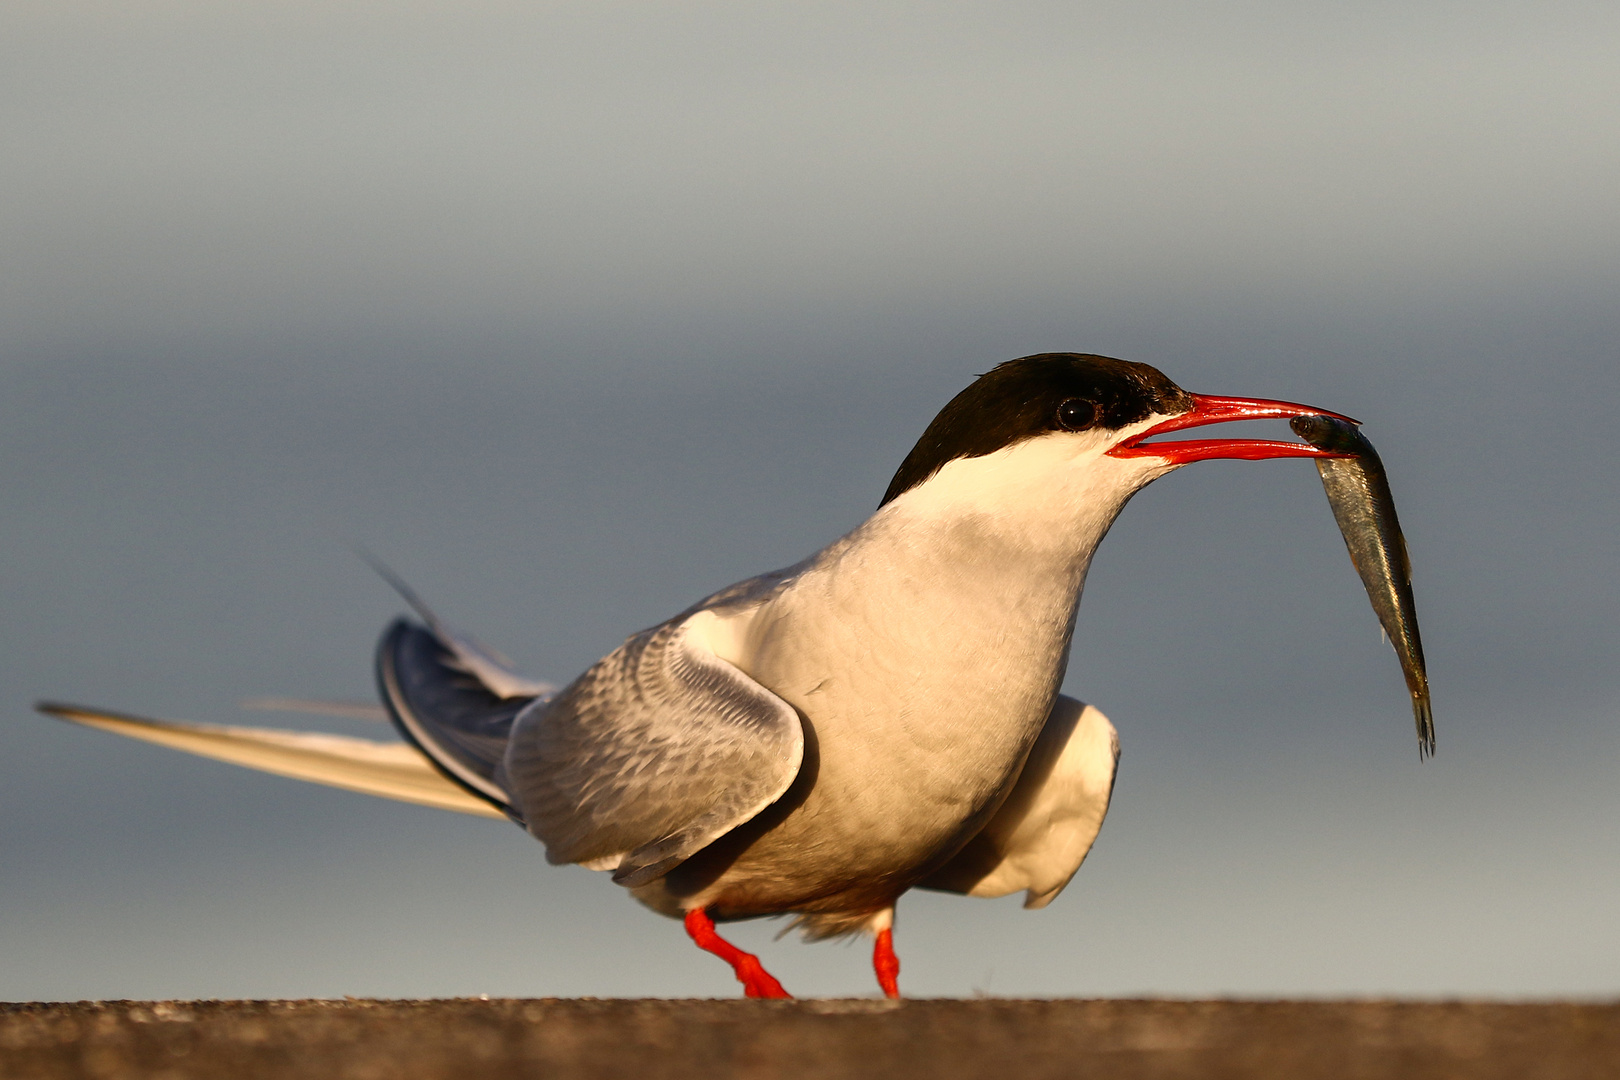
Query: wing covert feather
[{"left": 504, "top": 611, "right": 803, "bottom": 887}]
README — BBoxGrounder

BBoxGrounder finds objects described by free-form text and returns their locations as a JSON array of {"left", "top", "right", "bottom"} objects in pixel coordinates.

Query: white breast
[{"left": 691, "top": 431, "right": 1170, "bottom": 875}]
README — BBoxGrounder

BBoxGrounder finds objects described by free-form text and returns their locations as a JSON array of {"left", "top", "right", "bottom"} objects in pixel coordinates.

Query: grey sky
[
  {"left": 7, "top": 2, "right": 1618, "bottom": 337},
  {"left": 1, "top": 2, "right": 1617, "bottom": 1000}
]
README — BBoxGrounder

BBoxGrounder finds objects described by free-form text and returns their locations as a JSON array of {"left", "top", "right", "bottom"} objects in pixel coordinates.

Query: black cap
[{"left": 881, "top": 354, "right": 1192, "bottom": 506}]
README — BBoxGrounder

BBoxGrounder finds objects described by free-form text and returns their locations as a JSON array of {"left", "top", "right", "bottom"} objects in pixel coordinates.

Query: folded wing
[
  {"left": 505, "top": 609, "right": 805, "bottom": 888},
  {"left": 376, "top": 618, "right": 537, "bottom": 818},
  {"left": 919, "top": 695, "right": 1120, "bottom": 909}
]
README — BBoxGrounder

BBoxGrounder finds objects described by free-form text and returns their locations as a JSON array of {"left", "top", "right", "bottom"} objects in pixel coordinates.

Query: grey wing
[
  {"left": 919, "top": 695, "right": 1120, "bottom": 909},
  {"left": 364, "top": 553, "right": 554, "bottom": 700},
  {"left": 504, "top": 609, "right": 804, "bottom": 889}
]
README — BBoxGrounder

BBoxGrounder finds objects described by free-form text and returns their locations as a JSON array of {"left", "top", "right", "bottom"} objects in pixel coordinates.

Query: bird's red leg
[
  {"left": 873, "top": 927, "right": 901, "bottom": 999},
  {"left": 683, "top": 907, "right": 792, "bottom": 999}
]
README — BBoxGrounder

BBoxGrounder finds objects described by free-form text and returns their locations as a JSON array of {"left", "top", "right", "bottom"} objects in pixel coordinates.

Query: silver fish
[{"left": 1290, "top": 414, "right": 1435, "bottom": 757}]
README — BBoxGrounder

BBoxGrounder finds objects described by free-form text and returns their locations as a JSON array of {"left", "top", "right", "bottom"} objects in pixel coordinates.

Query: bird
[{"left": 41, "top": 353, "right": 1354, "bottom": 999}]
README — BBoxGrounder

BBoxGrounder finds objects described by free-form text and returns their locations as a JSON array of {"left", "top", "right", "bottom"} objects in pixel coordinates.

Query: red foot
[
  {"left": 873, "top": 927, "right": 901, "bottom": 998},
  {"left": 684, "top": 908, "right": 792, "bottom": 999}
]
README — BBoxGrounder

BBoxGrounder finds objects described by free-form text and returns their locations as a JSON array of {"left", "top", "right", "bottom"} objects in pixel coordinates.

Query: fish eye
[{"left": 1055, "top": 398, "right": 1098, "bottom": 432}]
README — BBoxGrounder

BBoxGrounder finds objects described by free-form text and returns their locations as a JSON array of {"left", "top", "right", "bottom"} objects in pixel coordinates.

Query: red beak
[{"left": 1107, "top": 394, "right": 1360, "bottom": 464}]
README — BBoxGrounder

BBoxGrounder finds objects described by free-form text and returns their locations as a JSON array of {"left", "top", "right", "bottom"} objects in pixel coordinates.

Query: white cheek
[{"left": 890, "top": 432, "right": 1170, "bottom": 539}]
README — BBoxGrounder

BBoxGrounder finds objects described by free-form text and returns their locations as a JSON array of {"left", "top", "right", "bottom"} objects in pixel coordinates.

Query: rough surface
[{"left": 2, "top": 998, "right": 1618, "bottom": 1080}]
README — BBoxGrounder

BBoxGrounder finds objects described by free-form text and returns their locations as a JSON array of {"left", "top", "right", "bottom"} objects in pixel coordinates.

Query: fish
[{"left": 1290, "top": 413, "right": 1435, "bottom": 757}]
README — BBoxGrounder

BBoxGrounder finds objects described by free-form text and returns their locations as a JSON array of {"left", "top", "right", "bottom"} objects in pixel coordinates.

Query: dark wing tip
[
  {"left": 35, "top": 700, "right": 136, "bottom": 723},
  {"left": 375, "top": 618, "right": 528, "bottom": 817}
]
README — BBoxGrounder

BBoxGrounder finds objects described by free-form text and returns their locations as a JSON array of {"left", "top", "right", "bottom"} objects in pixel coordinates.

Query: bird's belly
[
  {"left": 642, "top": 518, "right": 1088, "bottom": 919},
  {"left": 668, "top": 635, "right": 1067, "bottom": 916}
]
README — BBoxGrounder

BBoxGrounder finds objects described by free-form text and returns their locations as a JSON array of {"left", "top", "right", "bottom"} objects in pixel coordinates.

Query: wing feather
[
  {"left": 504, "top": 610, "right": 803, "bottom": 886},
  {"left": 36, "top": 701, "right": 507, "bottom": 820},
  {"left": 363, "top": 554, "right": 553, "bottom": 700},
  {"left": 918, "top": 695, "right": 1119, "bottom": 908}
]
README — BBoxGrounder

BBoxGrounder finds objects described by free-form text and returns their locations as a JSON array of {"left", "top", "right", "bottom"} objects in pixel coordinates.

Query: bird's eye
[{"left": 1055, "top": 398, "right": 1098, "bottom": 432}]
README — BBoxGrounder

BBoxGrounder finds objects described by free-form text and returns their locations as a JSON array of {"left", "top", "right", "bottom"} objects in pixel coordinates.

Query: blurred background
[{"left": 2, "top": 1, "right": 1617, "bottom": 1001}]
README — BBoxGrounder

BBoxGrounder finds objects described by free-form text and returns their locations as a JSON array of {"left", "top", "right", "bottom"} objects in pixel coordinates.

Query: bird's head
[{"left": 880, "top": 354, "right": 1351, "bottom": 547}]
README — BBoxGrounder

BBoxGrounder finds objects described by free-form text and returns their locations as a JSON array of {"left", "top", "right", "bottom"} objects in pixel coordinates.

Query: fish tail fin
[{"left": 1413, "top": 693, "right": 1436, "bottom": 759}]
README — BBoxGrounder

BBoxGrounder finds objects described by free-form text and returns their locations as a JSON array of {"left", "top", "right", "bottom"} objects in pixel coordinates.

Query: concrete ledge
[{"left": 3, "top": 998, "right": 1618, "bottom": 1079}]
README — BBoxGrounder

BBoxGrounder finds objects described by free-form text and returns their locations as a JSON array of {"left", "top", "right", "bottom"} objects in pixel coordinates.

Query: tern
[{"left": 41, "top": 353, "right": 1357, "bottom": 998}]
